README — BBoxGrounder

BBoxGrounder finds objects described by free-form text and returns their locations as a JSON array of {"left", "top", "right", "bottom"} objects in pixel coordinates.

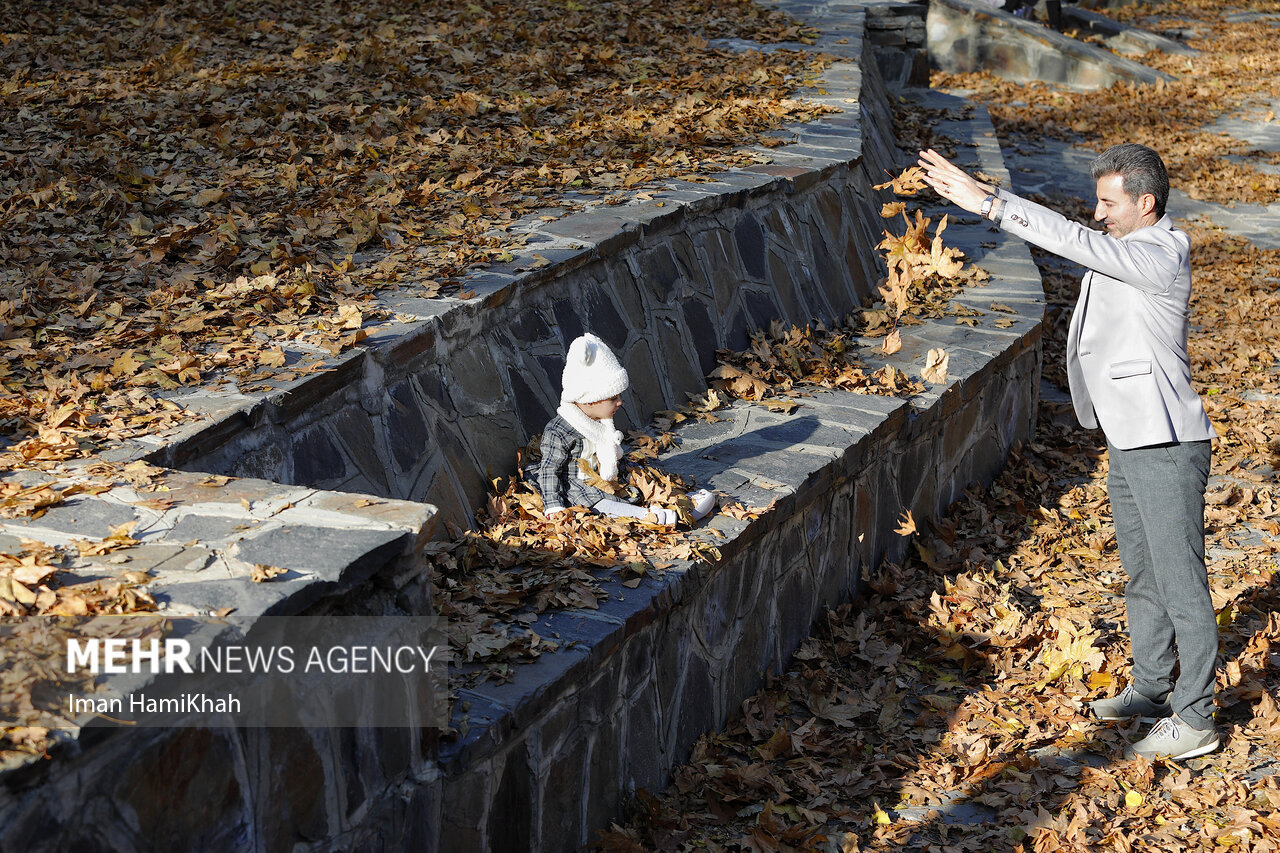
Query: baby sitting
[{"left": 536, "top": 333, "right": 714, "bottom": 525}]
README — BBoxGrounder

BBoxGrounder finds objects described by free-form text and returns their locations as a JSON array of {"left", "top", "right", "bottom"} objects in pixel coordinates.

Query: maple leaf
[
  {"left": 928, "top": 216, "right": 965, "bottom": 279},
  {"left": 1035, "top": 616, "right": 1104, "bottom": 688},
  {"left": 710, "top": 364, "right": 769, "bottom": 400},
  {"left": 122, "top": 460, "right": 164, "bottom": 486},
  {"left": 758, "top": 398, "right": 798, "bottom": 414},
  {"left": 337, "top": 304, "right": 363, "bottom": 330},
  {"left": 576, "top": 458, "right": 623, "bottom": 496},
  {"left": 194, "top": 188, "right": 225, "bottom": 207},
  {"left": 874, "top": 166, "right": 928, "bottom": 195},
  {"left": 880, "top": 201, "right": 907, "bottom": 219},
  {"left": 878, "top": 271, "right": 911, "bottom": 320},
  {"left": 251, "top": 564, "right": 287, "bottom": 582},
  {"left": 110, "top": 351, "right": 143, "bottom": 378},
  {"left": 894, "top": 510, "right": 916, "bottom": 537}
]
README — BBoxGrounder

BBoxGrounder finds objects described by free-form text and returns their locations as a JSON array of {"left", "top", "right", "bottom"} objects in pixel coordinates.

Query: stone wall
[
  {"left": 434, "top": 340, "right": 1042, "bottom": 851},
  {"left": 0, "top": 468, "right": 441, "bottom": 852},
  {"left": 860, "top": 0, "right": 931, "bottom": 87}
]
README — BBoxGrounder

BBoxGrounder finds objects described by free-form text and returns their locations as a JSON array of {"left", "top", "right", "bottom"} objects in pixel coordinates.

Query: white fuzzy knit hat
[{"left": 560, "top": 333, "right": 629, "bottom": 404}]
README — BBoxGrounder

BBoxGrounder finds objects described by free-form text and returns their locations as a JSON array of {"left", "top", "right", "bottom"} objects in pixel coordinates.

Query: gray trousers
[{"left": 1107, "top": 439, "right": 1216, "bottom": 730}]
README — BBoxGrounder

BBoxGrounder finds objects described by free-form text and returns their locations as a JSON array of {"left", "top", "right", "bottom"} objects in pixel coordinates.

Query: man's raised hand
[{"left": 917, "top": 148, "right": 994, "bottom": 216}]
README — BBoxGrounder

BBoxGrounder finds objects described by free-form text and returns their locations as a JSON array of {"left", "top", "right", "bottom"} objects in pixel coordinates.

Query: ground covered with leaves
[
  {"left": 0, "top": 0, "right": 831, "bottom": 466},
  {"left": 597, "top": 2, "right": 1280, "bottom": 850},
  {"left": 597, "top": 234, "right": 1280, "bottom": 853},
  {"left": 1, "top": 0, "right": 989, "bottom": 767},
  {"left": 934, "top": 0, "right": 1280, "bottom": 206},
  {"left": 0, "top": 0, "right": 842, "bottom": 764}
]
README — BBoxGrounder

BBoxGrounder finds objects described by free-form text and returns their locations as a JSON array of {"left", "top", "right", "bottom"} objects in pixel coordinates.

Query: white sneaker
[
  {"left": 1123, "top": 714, "right": 1219, "bottom": 761},
  {"left": 688, "top": 489, "right": 716, "bottom": 520},
  {"left": 1089, "top": 684, "right": 1172, "bottom": 724},
  {"left": 646, "top": 505, "right": 677, "bottom": 526}
]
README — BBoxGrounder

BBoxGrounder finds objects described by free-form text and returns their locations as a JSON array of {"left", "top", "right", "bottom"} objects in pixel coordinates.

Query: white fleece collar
[{"left": 556, "top": 402, "right": 623, "bottom": 483}]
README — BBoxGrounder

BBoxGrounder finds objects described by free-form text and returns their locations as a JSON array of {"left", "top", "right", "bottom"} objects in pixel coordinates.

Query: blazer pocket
[{"left": 1108, "top": 359, "right": 1152, "bottom": 379}]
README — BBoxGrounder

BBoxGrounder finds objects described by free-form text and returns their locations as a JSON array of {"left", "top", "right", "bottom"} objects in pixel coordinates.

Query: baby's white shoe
[
  {"left": 647, "top": 505, "right": 677, "bottom": 526},
  {"left": 688, "top": 489, "right": 716, "bottom": 520}
]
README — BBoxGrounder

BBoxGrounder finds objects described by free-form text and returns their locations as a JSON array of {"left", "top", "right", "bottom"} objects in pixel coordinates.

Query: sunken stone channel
[{"left": 0, "top": 6, "right": 1051, "bottom": 852}]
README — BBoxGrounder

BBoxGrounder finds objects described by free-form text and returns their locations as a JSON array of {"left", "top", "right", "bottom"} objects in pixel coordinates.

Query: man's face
[{"left": 1093, "top": 173, "right": 1155, "bottom": 237}]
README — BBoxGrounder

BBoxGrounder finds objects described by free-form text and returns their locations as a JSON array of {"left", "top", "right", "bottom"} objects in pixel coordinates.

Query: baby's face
[{"left": 576, "top": 395, "right": 622, "bottom": 420}]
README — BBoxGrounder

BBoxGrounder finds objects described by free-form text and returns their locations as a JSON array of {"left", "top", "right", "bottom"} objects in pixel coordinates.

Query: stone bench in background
[
  {"left": 928, "top": 0, "right": 1175, "bottom": 88},
  {"left": 1059, "top": 4, "right": 1199, "bottom": 57}
]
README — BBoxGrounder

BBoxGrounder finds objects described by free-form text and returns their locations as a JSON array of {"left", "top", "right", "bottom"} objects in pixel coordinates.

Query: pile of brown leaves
[
  {"left": 597, "top": 3, "right": 1280, "bottom": 850},
  {"left": 598, "top": 320, "right": 1279, "bottom": 852},
  {"left": 0, "top": 532, "right": 162, "bottom": 768},
  {"left": 0, "top": 0, "right": 832, "bottom": 465},
  {"left": 430, "top": 457, "right": 733, "bottom": 686},
  {"left": 0, "top": 532, "right": 153, "bottom": 623},
  {"left": 0, "top": 460, "right": 254, "bottom": 766},
  {"left": 711, "top": 318, "right": 925, "bottom": 407},
  {"left": 1185, "top": 226, "right": 1280, "bottom": 481}
]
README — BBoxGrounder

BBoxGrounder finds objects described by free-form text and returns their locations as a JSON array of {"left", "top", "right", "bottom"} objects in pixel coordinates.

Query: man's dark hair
[{"left": 1090, "top": 143, "right": 1170, "bottom": 218}]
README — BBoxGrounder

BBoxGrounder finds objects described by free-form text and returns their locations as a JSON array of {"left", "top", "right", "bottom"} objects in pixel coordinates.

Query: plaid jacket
[{"left": 535, "top": 414, "right": 620, "bottom": 513}]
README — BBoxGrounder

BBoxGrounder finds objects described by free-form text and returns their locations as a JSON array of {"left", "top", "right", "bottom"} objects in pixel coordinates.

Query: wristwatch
[{"left": 980, "top": 194, "right": 996, "bottom": 219}]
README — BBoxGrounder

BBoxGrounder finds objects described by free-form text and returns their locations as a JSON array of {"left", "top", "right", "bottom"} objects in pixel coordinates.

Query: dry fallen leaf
[
  {"left": 894, "top": 510, "right": 916, "bottom": 537},
  {"left": 874, "top": 166, "right": 928, "bottom": 195},
  {"left": 250, "top": 564, "right": 287, "bottom": 582},
  {"left": 881, "top": 201, "right": 907, "bottom": 219},
  {"left": 921, "top": 347, "right": 949, "bottom": 384},
  {"left": 758, "top": 398, "right": 799, "bottom": 414}
]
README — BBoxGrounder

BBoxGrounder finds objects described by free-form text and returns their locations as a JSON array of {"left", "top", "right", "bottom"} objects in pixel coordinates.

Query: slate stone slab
[
  {"left": 8, "top": 499, "right": 138, "bottom": 540},
  {"left": 535, "top": 211, "right": 639, "bottom": 257},
  {"left": 151, "top": 577, "right": 291, "bottom": 623},
  {"left": 232, "top": 525, "right": 408, "bottom": 579},
  {"left": 157, "top": 514, "right": 257, "bottom": 547},
  {"left": 525, "top": 610, "right": 626, "bottom": 669},
  {"left": 461, "top": 644, "right": 592, "bottom": 731}
]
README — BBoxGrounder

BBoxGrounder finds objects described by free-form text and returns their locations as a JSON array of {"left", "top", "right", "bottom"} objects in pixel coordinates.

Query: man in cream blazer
[{"left": 919, "top": 144, "right": 1218, "bottom": 761}]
